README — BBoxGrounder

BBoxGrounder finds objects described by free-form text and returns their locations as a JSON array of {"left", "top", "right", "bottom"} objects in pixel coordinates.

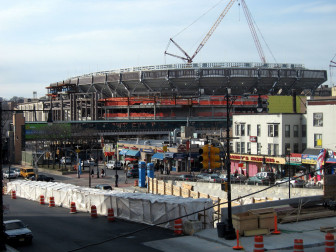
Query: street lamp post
[
  {"left": 223, "top": 89, "right": 236, "bottom": 240},
  {"left": 222, "top": 91, "right": 264, "bottom": 240}
]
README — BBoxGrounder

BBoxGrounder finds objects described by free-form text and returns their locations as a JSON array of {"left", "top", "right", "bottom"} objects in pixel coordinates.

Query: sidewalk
[{"left": 193, "top": 216, "right": 335, "bottom": 251}]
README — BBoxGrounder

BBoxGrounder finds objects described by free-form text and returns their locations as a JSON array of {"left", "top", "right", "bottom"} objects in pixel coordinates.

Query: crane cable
[{"left": 165, "top": 0, "right": 228, "bottom": 55}]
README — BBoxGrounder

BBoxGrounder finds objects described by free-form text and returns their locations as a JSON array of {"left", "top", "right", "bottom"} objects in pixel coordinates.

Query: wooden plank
[
  {"left": 280, "top": 210, "right": 336, "bottom": 223},
  {"left": 244, "top": 228, "right": 269, "bottom": 237},
  {"left": 320, "top": 226, "right": 336, "bottom": 233}
]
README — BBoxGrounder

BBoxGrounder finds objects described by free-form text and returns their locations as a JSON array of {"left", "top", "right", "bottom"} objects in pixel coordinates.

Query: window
[
  {"left": 257, "top": 124, "right": 261, "bottom": 136},
  {"left": 285, "top": 143, "right": 291, "bottom": 154},
  {"left": 236, "top": 142, "right": 240, "bottom": 153},
  {"left": 247, "top": 142, "right": 251, "bottom": 154},
  {"left": 285, "top": 125, "right": 290, "bottom": 138},
  {"left": 314, "top": 134, "right": 322, "bottom": 147},
  {"left": 235, "top": 124, "right": 239, "bottom": 136},
  {"left": 247, "top": 124, "right": 251, "bottom": 136},
  {"left": 241, "top": 124, "right": 245, "bottom": 136},
  {"left": 268, "top": 124, "right": 279, "bottom": 137},
  {"left": 257, "top": 143, "right": 261, "bottom": 154},
  {"left": 274, "top": 144, "right": 279, "bottom": 156},
  {"left": 302, "top": 125, "right": 306, "bottom": 138},
  {"left": 293, "top": 125, "right": 298, "bottom": 137},
  {"left": 241, "top": 142, "right": 245, "bottom": 154},
  {"left": 294, "top": 143, "right": 299, "bottom": 153},
  {"left": 313, "top": 113, "right": 323, "bottom": 127},
  {"left": 235, "top": 123, "right": 246, "bottom": 136},
  {"left": 268, "top": 144, "right": 272, "bottom": 155}
]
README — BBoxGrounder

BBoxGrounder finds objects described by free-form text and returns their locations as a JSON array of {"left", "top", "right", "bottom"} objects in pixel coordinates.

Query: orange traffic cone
[
  {"left": 293, "top": 239, "right": 304, "bottom": 252},
  {"left": 11, "top": 190, "right": 16, "bottom": 199},
  {"left": 325, "top": 233, "right": 335, "bottom": 252},
  {"left": 233, "top": 229, "right": 243, "bottom": 250},
  {"left": 107, "top": 208, "right": 115, "bottom": 222},
  {"left": 174, "top": 219, "right": 183, "bottom": 235},
  {"left": 271, "top": 215, "right": 281, "bottom": 234},
  {"left": 253, "top": 235, "right": 264, "bottom": 252},
  {"left": 39, "top": 195, "right": 45, "bottom": 205},
  {"left": 91, "top": 205, "right": 98, "bottom": 218},
  {"left": 49, "top": 197, "right": 55, "bottom": 207},
  {"left": 70, "top": 202, "right": 77, "bottom": 214}
]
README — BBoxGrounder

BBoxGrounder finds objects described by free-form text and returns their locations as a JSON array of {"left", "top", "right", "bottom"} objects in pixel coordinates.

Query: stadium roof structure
[{"left": 48, "top": 62, "right": 327, "bottom": 98}]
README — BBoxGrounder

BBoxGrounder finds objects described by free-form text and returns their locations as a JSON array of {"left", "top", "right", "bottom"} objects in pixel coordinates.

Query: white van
[{"left": 106, "top": 160, "right": 121, "bottom": 170}]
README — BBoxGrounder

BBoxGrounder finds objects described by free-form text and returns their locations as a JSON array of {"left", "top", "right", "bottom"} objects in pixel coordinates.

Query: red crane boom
[
  {"left": 241, "top": 0, "right": 266, "bottom": 64},
  {"left": 165, "top": 0, "right": 237, "bottom": 63}
]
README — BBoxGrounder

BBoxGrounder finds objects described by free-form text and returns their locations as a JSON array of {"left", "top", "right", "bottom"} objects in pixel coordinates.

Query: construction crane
[
  {"left": 165, "top": 0, "right": 271, "bottom": 64},
  {"left": 165, "top": 0, "right": 237, "bottom": 63},
  {"left": 240, "top": 0, "right": 266, "bottom": 64}
]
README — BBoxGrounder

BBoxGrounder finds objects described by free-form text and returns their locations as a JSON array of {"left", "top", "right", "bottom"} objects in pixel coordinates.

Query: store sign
[
  {"left": 249, "top": 136, "right": 257, "bottom": 142},
  {"left": 230, "top": 154, "right": 283, "bottom": 164},
  {"left": 301, "top": 154, "right": 317, "bottom": 164}
]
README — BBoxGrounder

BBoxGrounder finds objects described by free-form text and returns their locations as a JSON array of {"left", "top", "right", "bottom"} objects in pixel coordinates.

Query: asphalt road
[{"left": 3, "top": 194, "right": 176, "bottom": 252}]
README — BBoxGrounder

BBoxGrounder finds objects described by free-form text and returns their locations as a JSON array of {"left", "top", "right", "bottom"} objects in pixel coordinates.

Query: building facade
[{"left": 231, "top": 113, "right": 307, "bottom": 177}]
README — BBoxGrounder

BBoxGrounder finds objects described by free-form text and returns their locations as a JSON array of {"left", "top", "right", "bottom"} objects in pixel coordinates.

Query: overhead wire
[{"left": 68, "top": 166, "right": 325, "bottom": 251}]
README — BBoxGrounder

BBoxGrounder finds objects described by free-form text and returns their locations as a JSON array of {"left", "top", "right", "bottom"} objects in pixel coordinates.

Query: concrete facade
[
  {"left": 232, "top": 113, "right": 307, "bottom": 156},
  {"left": 306, "top": 99, "right": 336, "bottom": 150}
]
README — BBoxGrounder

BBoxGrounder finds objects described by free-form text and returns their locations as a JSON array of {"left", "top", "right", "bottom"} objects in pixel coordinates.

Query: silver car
[
  {"left": 274, "top": 177, "right": 305, "bottom": 188},
  {"left": 4, "top": 219, "right": 33, "bottom": 245}
]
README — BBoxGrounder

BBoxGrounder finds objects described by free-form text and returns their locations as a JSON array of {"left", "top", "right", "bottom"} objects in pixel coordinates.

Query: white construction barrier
[{"left": 7, "top": 180, "right": 214, "bottom": 229}]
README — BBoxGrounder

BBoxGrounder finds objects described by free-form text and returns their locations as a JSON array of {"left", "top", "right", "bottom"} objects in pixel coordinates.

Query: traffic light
[
  {"left": 199, "top": 145, "right": 221, "bottom": 170},
  {"left": 221, "top": 182, "right": 228, "bottom": 192},
  {"left": 199, "top": 145, "right": 209, "bottom": 170},
  {"left": 210, "top": 146, "right": 221, "bottom": 169}
]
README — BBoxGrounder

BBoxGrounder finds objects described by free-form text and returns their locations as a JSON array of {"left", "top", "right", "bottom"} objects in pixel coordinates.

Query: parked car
[
  {"left": 20, "top": 168, "right": 35, "bottom": 179},
  {"left": 127, "top": 168, "right": 139, "bottom": 178},
  {"left": 30, "top": 174, "right": 55, "bottom": 182},
  {"left": 106, "top": 160, "right": 122, "bottom": 170},
  {"left": 177, "top": 174, "right": 195, "bottom": 181},
  {"left": 81, "top": 159, "right": 96, "bottom": 167},
  {"left": 255, "top": 172, "right": 276, "bottom": 182},
  {"left": 196, "top": 173, "right": 209, "bottom": 181},
  {"left": 94, "top": 184, "right": 112, "bottom": 190},
  {"left": 10, "top": 168, "right": 21, "bottom": 177},
  {"left": 202, "top": 174, "right": 222, "bottom": 183},
  {"left": 245, "top": 176, "right": 271, "bottom": 185},
  {"left": 220, "top": 174, "right": 247, "bottom": 183},
  {"left": 274, "top": 177, "right": 306, "bottom": 188},
  {"left": 3, "top": 219, "right": 33, "bottom": 245},
  {"left": 61, "top": 157, "right": 72, "bottom": 165},
  {"left": 3, "top": 170, "right": 18, "bottom": 179}
]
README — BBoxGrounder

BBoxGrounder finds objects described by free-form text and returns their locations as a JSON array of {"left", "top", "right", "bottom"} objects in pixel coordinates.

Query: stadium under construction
[{"left": 18, "top": 62, "right": 326, "bottom": 135}]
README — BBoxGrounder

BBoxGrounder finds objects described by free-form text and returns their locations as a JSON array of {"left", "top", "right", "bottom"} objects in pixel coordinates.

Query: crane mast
[
  {"left": 165, "top": 0, "right": 237, "bottom": 63},
  {"left": 241, "top": 0, "right": 266, "bottom": 64},
  {"left": 189, "top": 0, "right": 237, "bottom": 63}
]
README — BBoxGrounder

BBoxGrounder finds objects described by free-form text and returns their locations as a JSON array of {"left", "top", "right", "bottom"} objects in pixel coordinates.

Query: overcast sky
[{"left": 1, "top": 0, "right": 335, "bottom": 99}]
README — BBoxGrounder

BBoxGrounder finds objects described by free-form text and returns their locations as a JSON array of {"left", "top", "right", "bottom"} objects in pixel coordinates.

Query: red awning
[{"left": 125, "top": 157, "right": 138, "bottom": 162}]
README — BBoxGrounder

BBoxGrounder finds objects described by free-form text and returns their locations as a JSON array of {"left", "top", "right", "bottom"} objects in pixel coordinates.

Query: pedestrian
[
  {"left": 124, "top": 166, "right": 128, "bottom": 184},
  {"left": 101, "top": 168, "right": 105, "bottom": 178},
  {"left": 115, "top": 174, "right": 119, "bottom": 187}
]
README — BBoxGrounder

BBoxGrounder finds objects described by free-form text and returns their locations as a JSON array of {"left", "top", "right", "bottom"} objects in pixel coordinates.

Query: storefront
[
  {"left": 230, "top": 154, "right": 284, "bottom": 177},
  {"left": 301, "top": 149, "right": 319, "bottom": 175}
]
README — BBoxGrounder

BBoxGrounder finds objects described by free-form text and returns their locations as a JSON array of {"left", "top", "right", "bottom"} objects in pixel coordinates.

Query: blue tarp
[
  {"left": 164, "top": 152, "right": 176, "bottom": 159},
  {"left": 119, "top": 149, "right": 129, "bottom": 155},
  {"left": 125, "top": 150, "right": 140, "bottom": 157},
  {"left": 152, "top": 153, "right": 164, "bottom": 160}
]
